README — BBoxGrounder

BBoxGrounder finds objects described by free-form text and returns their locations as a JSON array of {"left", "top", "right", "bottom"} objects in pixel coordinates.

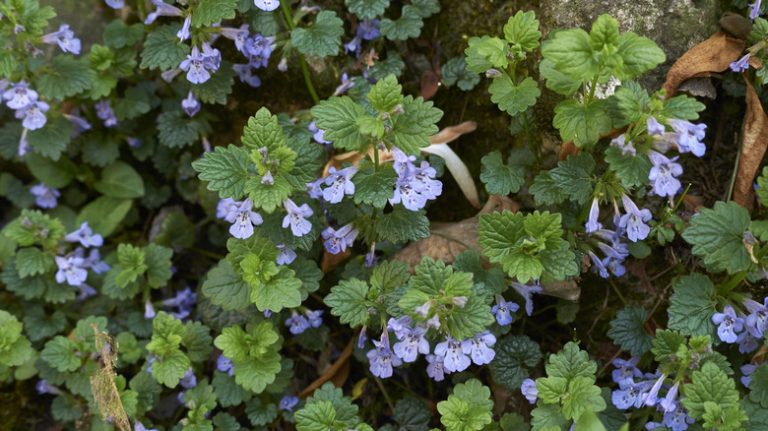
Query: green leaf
[
  {"left": 604, "top": 147, "right": 651, "bottom": 189},
  {"left": 480, "top": 151, "right": 524, "bottom": 195},
  {"left": 553, "top": 100, "right": 612, "bottom": 148},
  {"left": 545, "top": 342, "right": 596, "bottom": 381},
  {"left": 368, "top": 74, "right": 403, "bottom": 112},
  {"left": 215, "top": 322, "right": 282, "bottom": 393},
  {"left": 353, "top": 163, "right": 396, "bottom": 208},
  {"left": 610, "top": 81, "right": 650, "bottom": 126},
  {"left": 651, "top": 329, "right": 686, "bottom": 364},
  {"left": 536, "top": 376, "right": 567, "bottom": 404},
  {"left": 681, "top": 201, "right": 752, "bottom": 274},
  {"left": 548, "top": 153, "right": 595, "bottom": 204},
  {"left": 345, "top": 0, "right": 390, "bottom": 19},
  {"left": 213, "top": 371, "right": 251, "bottom": 407},
  {"left": 325, "top": 278, "right": 370, "bottom": 327},
  {"left": 25, "top": 152, "right": 76, "bottom": 188},
  {"left": 311, "top": 96, "right": 368, "bottom": 151},
  {"left": 616, "top": 32, "right": 665, "bottom": 79},
  {"left": 291, "top": 11, "right": 344, "bottom": 57},
  {"left": 376, "top": 207, "right": 430, "bottom": 243},
  {"left": 478, "top": 210, "right": 577, "bottom": 283},
  {"left": 192, "top": 145, "right": 250, "bottom": 200},
  {"left": 682, "top": 362, "right": 742, "bottom": 420},
  {"left": 411, "top": 0, "right": 440, "bottom": 18},
  {"left": 393, "top": 397, "right": 431, "bottom": 431},
  {"left": 441, "top": 57, "right": 480, "bottom": 91},
  {"left": 389, "top": 96, "right": 443, "bottom": 155},
  {"left": 663, "top": 95, "right": 706, "bottom": 121},
  {"left": 0, "top": 310, "right": 34, "bottom": 367},
  {"left": 667, "top": 274, "right": 717, "bottom": 338},
  {"left": 529, "top": 172, "right": 568, "bottom": 206},
  {"left": 152, "top": 350, "right": 191, "bottom": 388},
  {"left": 503, "top": 10, "right": 541, "bottom": 51},
  {"left": 77, "top": 196, "right": 132, "bottom": 237},
  {"left": 489, "top": 335, "right": 542, "bottom": 390},
  {"left": 437, "top": 379, "right": 493, "bottom": 431},
  {"left": 607, "top": 307, "right": 653, "bottom": 356},
  {"left": 465, "top": 36, "right": 508, "bottom": 73},
  {"left": 36, "top": 56, "right": 95, "bottom": 100},
  {"left": 104, "top": 20, "right": 145, "bottom": 48},
  {"left": 95, "top": 161, "right": 145, "bottom": 199},
  {"left": 140, "top": 25, "right": 191, "bottom": 71},
  {"left": 246, "top": 398, "right": 278, "bottom": 426},
  {"left": 27, "top": 116, "right": 73, "bottom": 161},
  {"left": 539, "top": 59, "right": 581, "bottom": 97},
  {"left": 443, "top": 297, "right": 495, "bottom": 340},
  {"left": 296, "top": 400, "right": 339, "bottom": 431},
  {"left": 41, "top": 336, "right": 80, "bottom": 372},
  {"left": 15, "top": 247, "right": 53, "bottom": 278},
  {"left": 201, "top": 260, "right": 251, "bottom": 311},
  {"left": 192, "top": 0, "right": 237, "bottom": 27},
  {"left": 145, "top": 244, "right": 173, "bottom": 288},
  {"left": 489, "top": 76, "right": 541, "bottom": 117},
  {"left": 541, "top": 28, "right": 596, "bottom": 82},
  {"left": 191, "top": 63, "right": 236, "bottom": 104},
  {"left": 748, "top": 365, "right": 768, "bottom": 408},
  {"left": 531, "top": 404, "right": 567, "bottom": 431},
  {"left": 381, "top": 6, "right": 423, "bottom": 41},
  {"left": 157, "top": 110, "right": 206, "bottom": 148},
  {"left": 182, "top": 320, "right": 213, "bottom": 362},
  {"left": 756, "top": 167, "right": 768, "bottom": 207},
  {"left": 573, "top": 410, "right": 607, "bottom": 431}
]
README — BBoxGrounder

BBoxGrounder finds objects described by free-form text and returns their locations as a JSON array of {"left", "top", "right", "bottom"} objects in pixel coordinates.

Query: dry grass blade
[
  {"left": 298, "top": 338, "right": 355, "bottom": 398},
  {"left": 733, "top": 77, "right": 768, "bottom": 208},
  {"left": 90, "top": 325, "right": 131, "bottom": 431}
]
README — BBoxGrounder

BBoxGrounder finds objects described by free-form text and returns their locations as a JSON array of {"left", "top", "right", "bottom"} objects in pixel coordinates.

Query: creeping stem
[{"left": 280, "top": 0, "right": 320, "bottom": 104}]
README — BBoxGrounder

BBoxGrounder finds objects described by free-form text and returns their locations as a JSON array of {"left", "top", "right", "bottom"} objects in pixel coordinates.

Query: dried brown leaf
[
  {"left": 662, "top": 32, "right": 745, "bottom": 96},
  {"left": 733, "top": 77, "right": 768, "bottom": 208}
]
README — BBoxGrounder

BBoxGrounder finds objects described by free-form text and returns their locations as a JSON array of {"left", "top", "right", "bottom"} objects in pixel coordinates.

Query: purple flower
[
  {"left": 387, "top": 316, "right": 413, "bottom": 339},
  {"left": 233, "top": 64, "right": 262, "bottom": 87},
  {"left": 180, "top": 43, "right": 221, "bottom": 84},
  {"left": 36, "top": 379, "right": 62, "bottom": 395},
  {"left": 135, "top": 422, "right": 159, "bottom": 431},
  {"left": 730, "top": 53, "right": 751, "bottom": 73},
  {"left": 588, "top": 251, "right": 610, "bottom": 278},
  {"left": 279, "top": 395, "right": 300, "bottom": 412},
  {"left": 30, "top": 183, "right": 59, "bottom": 208},
  {"left": 282, "top": 199, "right": 313, "bottom": 237},
  {"left": 305, "top": 310, "right": 323, "bottom": 328},
  {"left": 176, "top": 15, "right": 192, "bottom": 42},
  {"left": 144, "top": 300, "right": 156, "bottom": 319},
  {"left": 181, "top": 91, "right": 200, "bottom": 117},
  {"left": 223, "top": 199, "right": 263, "bottom": 239},
  {"left": 491, "top": 296, "right": 519, "bottom": 326},
  {"left": 322, "top": 167, "right": 357, "bottom": 203},
  {"left": 65, "top": 222, "right": 103, "bottom": 248},
  {"left": 648, "top": 151, "right": 683, "bottom": 198},
  {"left": 42, "top": 24, "right": 81, "bottom": 55},
  {"left": 3, "top": 81, "right": 38, "bottom": 110},
  {"left": 64, "top": 113, "right": 92, "bottom": 133},
  {"left": 126, "top": 137, "right": 142, "bottom": 148},
  {"left": 659, "top": 381, "right": 680, "bottom": 413},
  {"left": 216, "top": 354, "right": 234, "bottom": 376},
  {"left": 308, "top": 121, "right": 330, "bottom": 144},
  {"left": 15, "top": 101, "right": 49, "bottom": 130},
  {"left": 220, "top": 25, "right": 249, "bottom": 53},
  {"left": 17, "top": 129, "right": 29, "bottom": 157},
  {"left": 144, "top": 0, "right": 183, "bottom": 24},
  {"left": 180, "top": 368, "right": 197, "bottom": 389},
  {"left": 95, "top": 100, "right": 118, "bottom": 127},
  {"left": 366, "top": 331, "right": 401, "bottom": 378},
  {"left": 647, "top": 116, "right": 665, "bottom": 136},
  {"left": 669, "top": 119, "right": 706, "bottom": 157},
  {"left": 712, "top": 305, "right": 744, "bottom": 343},
  {"left": 55, "top": 255, "right": 88, "bottom": 286},
  {"left": 511, "top": 282, "right": 542, "bottom": 316},
  {"left": 612, "top": 382, "right": 643, "bottom": 410},
  {"left": 163, "top": 287, "right": 196, "bottom": 319},
  {"left": 738, "top": 330, "right": 760, "bottom": 353},
  {"left": 425, "top": 354, "right": 446, "bottom": 381},
  {"left": 611, "top": 357, "right": 641, "bottom": 386},
  {"left": 743, "top": 298, "right": 768, "bottom": 338},
  {"left": 643, "top": 374, "right": 666, "bottom": 407},
  {"left": 105, "top": 0, "right": 124, "bottom": 9},
  {"left": 585, "top": 197, "right": 602, "bottom": 233},
  {"left": 750, "top": 0, "right": 763, "bottom": 20},
  {"left": 276, "top": 244, "right": 297, "bottom": 265},
  {"left": 392, "top": 325, "right": 429, "bottom": 363},
  {"left": 462, "top": 331, "right": 496, "bottom": 365},
  {"left": 286, "top": 313, "right": 310, "bottom": 335},
  {"left": 434, "top": 337, "right": 471, "bottom": 373},
  {"left": 344, "top": 37, "right": 362, "bottom": 56},
  {"left": 662, "top": 406, "right": 695, "bottom": 431},
  {"left": 520, "top": 378, "right": 538, "bottom": 404},
  {"left": 322, "top": 224, "right": 358, "bottom": 255},
  {"left": 306, "top": 178, "right": 324, "bottom": 200},
  {"left": 610, "top": 134, "right": 636, "bottom": 155},
  {"left": 244, "top": 34, "right": 275, "bottom": 68},
  {"left": 216, "top": 198, "right": 237, "bottom": 219},
  {"left": 390, "top": 150, "right": 442, "bottom": 211},
  {"left": 358, "top": 19, "right": 381, "bottom": 40},
  {"left": 741, "top": 363, "right": 758, "bottom": 387},
  {"left": 254, "top": 0, "right": 280, "bottom": 12},
  {"left": 333, "top": 73, "right": 355, "bottom": 96},
  {"left": 618, "top": 195, "right": 652, "bottom": 242}
]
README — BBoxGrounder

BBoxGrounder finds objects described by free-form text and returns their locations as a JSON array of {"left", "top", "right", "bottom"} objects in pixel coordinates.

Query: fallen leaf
[
  {"left": 733, "top": 76, "right": 768, "bottom": 209},
  {"left": 420, "top": 70, "right": 440, "bottom": 100},
  {"left": 662, "top": 32, "right": 745, "bottom": 96}
]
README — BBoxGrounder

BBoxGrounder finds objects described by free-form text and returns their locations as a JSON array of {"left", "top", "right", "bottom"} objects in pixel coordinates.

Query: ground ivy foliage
[{"left": 3, "top": 0, "right": 768, "bottom": 429}]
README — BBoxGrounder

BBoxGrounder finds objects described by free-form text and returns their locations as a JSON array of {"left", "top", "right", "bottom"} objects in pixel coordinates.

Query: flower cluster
[
  {"left": 344, "top": 19, "right": 381, "bottom": 57},
  {"left": 285, "top": 309, "right": 324, "bottom": 335},
  {"left": 711, "top": 296, "right": 768, "bottom": 352},
  {"left": 216, "top": 198, "right": 264, "bottom": 239},
  {"left": 390, "top": 148, "right": 443, "bottom": 211},
  {"left": 54, "top": 222, "right": 109, "bottom": 297},
  {"left": 610, "top": 358, "right": 695, "bottom": 431},
  {"left": 366, "top": 316, "right": 496, "bottom": 381}
]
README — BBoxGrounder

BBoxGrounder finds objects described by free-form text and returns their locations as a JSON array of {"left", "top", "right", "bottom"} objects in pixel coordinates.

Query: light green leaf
[
  {"left": 291, "top": 11, "right": 344, "bottom": 57},
  {"left": 503, "top": 10, "right": 541, "bottom": 51},
  {"left": 381, "top": 6, "right": 423, "bottom": 41},
  {"left": 376, "top": 207, "right": 430, "bottom": 243},
  {"left": 437, "top": 379, "right": 493, "bottom": 431},
  {"left": 95, "top": 161, "right": 145, "bottom": 199},
  {"left": 541, "top": 28, "right": 596, "bottom": 82},
  {"left": 77, "top": 196, "right": 132, "bottom": 237},
  {"left": 465, "top": 36, "right": 508, "bottom": 73},
  {"left": 201, "top": 260, "right": 251, "bottom": 311},
  {"left": 192, "top": 145, "right": 251, "bottom": 200},
  {"left": 489, "top": 76, "right": 541, "bottom": 117},
  {"left": 192, "top": 0, "right": 238, "bottom": 27},
  {"left": 682, "top": 362, "right": 742, "bottom": 420},
  {"left": 311, "top": 96, "right": 368, "bottom": 151},
  {"left": 553, "top": 100, "right": 612, "bottom": 148},
  {"left": 604, "top": 147, "right": 651, "bottom": 189},
  {"left": 140, "top": 25, "right": 191, "bottom": 71},
  {"left": 441, "top": 57, "right": 480, "bottom": 91},
  {"left": 325, "top": 278, "right": 370, "bottom": 327},
  {"left": 681, "top": 201, "right": 752, "bottom": 274},
  {"left": 36, "top": 56, "right": 95, "bottom": 100},
  {"left": 389, "top": 96, "right": 443, "bottom": 155},
  {"left": 353, "top": 163, "right": 396, "bottom": 208},
  {"left": 616, "top": 32, "right": 665, "bottom": 79}
]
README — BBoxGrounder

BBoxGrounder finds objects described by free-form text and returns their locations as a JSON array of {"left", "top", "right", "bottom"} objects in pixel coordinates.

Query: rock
[{"left": 539, "top": 0, "right": 722, "bottom": 88}]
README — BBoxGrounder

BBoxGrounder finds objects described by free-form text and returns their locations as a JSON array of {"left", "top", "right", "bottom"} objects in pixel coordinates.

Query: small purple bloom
[
  {"left": 135, "top": 422, "right": 159, "bottom": 431},
  {"left": 610, "top": 134, "right": 636, "bottom": 156},
  {"left": 462, "top": 331, "right": 496, "bottom": 365},
  {"left": 286, "top": 313, "right": 310, "bottom": 335},
  {"left": 392, "top": 325, "right": 429, "bottom": 363},
  {"left": 322, "top": 223, "right": 358, "bottom": 255},
  {"left": 611, "top": 357, "right": 641, "bottom": 386},
  {"left": 618, "top": 195, "right": 652, "bottom": 242},
  {"left": 750, "top": 0, "right": 763, "bottom": 20},
  {"left": 730, "top": 53, "right": 751, "bottom": 73},
  {"left": 333, "top": 73, "right": 355, "bottom": 96},
  {"left": 646, "top": 116, "right": 665, "bottom": 136},
  {"left": 176, "top": 15, "right": 192, "bottom": 42},
  {"left": 105, "top": 0, "right": 125, "bottom": 9},
  {"left": 660, "top": 381, "right": 680, "bottom": 413},
  {"left": 279, "top": 395, "right": 300, "bottom": 412},
  {"left": 180, "top": 43, "right": 221, "bottom": 85},
  {"left": 662, "top": 405, "right": 695, "bottom": 431},
  {"left": 95, "top": 100, "right": 118, "bottom": 127},
  {"left": 520, "top": 378, "right": 538, "bottom": 404},
  {"left": 744, "top": 298, "right": 768, "bottom": 339},
  {"left": 282, "top": 199, "right": 313, "bottom": 237},
  {"left": 30, "top": 183, "right": 59, "bottom": 208},
  {"left": 180, "top": 368, "right": 197, "bottom": 389},
  {"left": 741, "top": 363, "right": 758, "bottom": 387},
  {"left": 216, "top": 198, "right": 237, "bottom": 219},
  {"left": 648, "top": 151, "right": 683, "bottom": 198},
  {"left": 233, "top": 64, "right": 262, "bottom": 87},
  {"left": 220, "top": 25, "right": 249, "bottom": 53},
  {"left": 3, "top": 81, "right": 38, "bottom": 110},
  {"left": 358, "top": 19, "right": 381, "bottom": 40},
  {"left": 712, "top": 305, "right": 744, "bottom": 343},
  {"left": 216, "top": 354, "right": 234, "bottom": 376},
  {"left": 390, "top": 150, "right": 442, "bottom": 211},
  {"left": 643, "top": 374, "right": 666, "bottom": 407},
  {"left": 434, "top": 337, "right": 471, "bottom": 373},
  {"left": 669, "top": 119, "right": 706, "bottom": 157},
  {"left": 65, "top": 222, "right": 103, "bottom": 248},
  {"left": 55, "top": 255, "right": 88, "bottom": 286},
  {"left": 387, "top": 316, "right": 413, "bottom": 339},
  {"left": 322, "top": 167, "right": 357, "bottom": 203},
  {"left": 144, "top": 0, "right": 183, "bottom": 24},
  {"left": 425, "top": 354, "right": 446, "bottom": 381},
  {"left": 36, "top": 379, "right": 62, "bottom": 395},
  {"left": 491, "top": 296, "right": 519, "bottom": 326},
  {"left": 305, "top": 310, "right": 323, "bottom": 328},
  {"left": 144, "top": 300, "right": 156, "bottom": 319},
  {"left": 64, "top": 113, "right": 92, "bottom": 133},
  {"left": 276, "top": 244, "right": 297, "bottom": 265},
  {"left": 224, "top": 198, "right": 263, "bottom": 239},
  {"left": 306, "top": 178, "right": 324, "bottom": 200},
  {"left": 244, "top": 34, "right": 275, "bottom": 68},
  {"left": 366, "top": 331, "right": 401, "bottom": 378},
  {"left": 585, "top": 197, "right": 602, "bottom": 233},
  {"left": 42, "top": 24, "right": 81, "bottom": 55},
  {"left": 357, "top": 326, "right": 368, "bottom": 349},
  {"left": 511, "top": 282, "right": 542, "bottom": 316},
  {"left": 181, "top": 91, "right": 200, "bottom": 117},
  {"left": 254, "top": 0, "right": 280, "bottom": 12},
  {"left": 15, "top": 101, "right": 49, "bottom": 130},
  {"left": 308, "top": 121, "right": 330, "bottom": 144}
]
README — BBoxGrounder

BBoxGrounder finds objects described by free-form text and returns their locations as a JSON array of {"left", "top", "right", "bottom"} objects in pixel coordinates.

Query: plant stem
[{"left": 279, "top": 0, "right": 320, "bottom": 104}]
